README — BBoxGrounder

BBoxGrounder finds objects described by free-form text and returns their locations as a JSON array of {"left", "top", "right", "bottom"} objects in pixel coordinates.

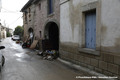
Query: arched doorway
[
  {"left": 28, "top": 28, "right": 34, "bottom": 45},
  {"left": 44, "top": 22, "right": 59, "bottom": 50}
]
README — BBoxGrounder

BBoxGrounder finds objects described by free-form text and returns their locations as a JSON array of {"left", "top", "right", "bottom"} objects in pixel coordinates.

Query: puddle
[
  {"left": 3, "top": 73, "right": 24, "bottom": 80},
  {"left": 14, "top": 53, "right": 30, "bottom": 58},
  {"left": 14, "top": 53, "right": 24, "bottom": 58},
  {"left": 14, "top": 53, "right": 31, "bottom": 62},
  {"left": 16, "top": 57, "right": 32, "bottom": 62},
  {"left": 10, "top": 47, "right": 18, "bottom": 49},
  {"left": 16, "top": 58, "right": 25, "bottom": 62}
]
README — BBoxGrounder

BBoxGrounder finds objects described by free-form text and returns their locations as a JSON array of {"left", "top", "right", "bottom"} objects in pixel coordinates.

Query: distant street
[{"left": 0, "top": 38, "right": 90, "bottom": 80}]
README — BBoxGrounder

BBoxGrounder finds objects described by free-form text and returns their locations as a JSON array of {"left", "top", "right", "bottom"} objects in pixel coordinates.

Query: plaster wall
[
  {"left": 60, "top": 0, "right": 97, "bottom": 44},
  {"left": 1, "top": 29, "right": 6, "bottom": 38},
  {"left": 60, "top": 0, "right": 120, "bottom": 78},
  {"left": 0, "top": 24, "right": 1, "bottom": 39},
  {"left": 0, "top": 0, "right": 1, "bottom": 12},
  {"left": 60, "top": 0, "right": 120, "bottom": 53},
  {"left": 101, "top": 0, "right": 120, "bottom": 53}
]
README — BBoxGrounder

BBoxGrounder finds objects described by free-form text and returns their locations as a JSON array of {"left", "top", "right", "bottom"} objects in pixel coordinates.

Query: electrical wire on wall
[
  {"left": 8, "top": 16, "right": 22, "bottom": 26},
  {"left": 1, "top": 7, "right": 22, "bottom": 13}
]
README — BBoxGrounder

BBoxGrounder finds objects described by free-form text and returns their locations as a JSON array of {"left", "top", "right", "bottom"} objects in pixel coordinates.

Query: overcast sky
[{"left": 0, "top": 0, "right": 29, "bottom": 30}]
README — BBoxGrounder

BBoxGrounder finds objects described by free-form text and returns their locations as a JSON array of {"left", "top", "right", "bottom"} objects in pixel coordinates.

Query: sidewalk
[
  {"left": 25, "top": 49, "right": 118, "bottom": 80},
  {"left": 57, "top": 58, "right": 118, "bottom": 80}
]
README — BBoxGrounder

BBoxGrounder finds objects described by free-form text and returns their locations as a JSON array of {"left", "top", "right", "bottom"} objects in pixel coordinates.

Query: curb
[{"left": 57, "top": 58, "right": 116, "bottom": 80}]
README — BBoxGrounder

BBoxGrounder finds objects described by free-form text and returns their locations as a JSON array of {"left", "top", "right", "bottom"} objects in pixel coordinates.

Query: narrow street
[{"left": 0, "top": 38, "right": 89, "bottom": 80}]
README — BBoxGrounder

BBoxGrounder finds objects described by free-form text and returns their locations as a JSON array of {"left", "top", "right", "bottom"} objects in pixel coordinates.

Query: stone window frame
[
  {"left": 47, "top": 0, "right": 55, "bottom": 16},
  {"left": 24, "top": 12, "right": 27, "bottom": 24},
  {"left": 39, "top": 31, "right": 42, "bottom": 38},
  {"left": 60, "top": 0, "right": 70, "bottom": 5},
  {"left": 79, "top": 1, "right": 101, "bottom": 56},
  {"left": 38, "top": 3, "right": 41, "bottom": 10}
]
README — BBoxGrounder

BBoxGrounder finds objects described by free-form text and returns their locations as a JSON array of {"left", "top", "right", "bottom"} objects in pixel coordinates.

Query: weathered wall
[
  {"left": 34, "top": 0, "right": 60, "bottom": 39},
  {"left": 22, "top": 3, "right": 36, "bottom": 41},
  {"left": 60, "top": 0, "right": 80, "bottom": 43},
  {"left": 101, "top": 0, "right": 120, "bottom": 53},
  {"left": 60, "top": 0, "right": 98, "bottom": 57},
  {"left": 1, "top": 28, "right": 6, "bottom": 38},
  {"left": 60, "top": 0, "right": 98, "bottom": 46},
  {"left": 60, "top": 0, "right": 120, "bottom": 78},
  {"left": 23, "top": 13, "right": 28, "bottom": 40},
  {"left": 0, "top": 25, "right": 1, "bottom": 39},
  {"left": 27, "top": 4, "right": 35, "bottom": 33}
]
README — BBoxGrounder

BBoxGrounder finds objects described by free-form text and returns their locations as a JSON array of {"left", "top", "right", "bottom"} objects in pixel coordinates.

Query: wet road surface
[{"left": 0, "top": 38, "right": 90, "bottom": 80}]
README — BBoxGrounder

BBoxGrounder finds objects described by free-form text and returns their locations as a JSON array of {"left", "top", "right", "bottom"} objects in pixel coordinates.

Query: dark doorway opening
[
  {"left": 43, "top": 22, "right": 59, "bottom": 51},
  {"left": 49, "top": 23, "right": 59, "bottom": 50}
]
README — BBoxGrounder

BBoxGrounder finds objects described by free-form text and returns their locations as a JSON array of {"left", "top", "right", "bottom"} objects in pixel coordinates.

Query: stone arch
[
  {"left": 44, "top": 21, "right": 59, "bottom": 50},
  {"left": 28, "top": 28, "right": 34, "bottom": 45},
  {"left": 28, "top": 28, "right": 33, "bottom": 33}
]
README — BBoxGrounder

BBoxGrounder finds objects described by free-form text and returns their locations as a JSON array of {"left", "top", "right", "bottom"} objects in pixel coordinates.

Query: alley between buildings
[{"left": 0, "top": 38, "right": 91, "bottom": 80}]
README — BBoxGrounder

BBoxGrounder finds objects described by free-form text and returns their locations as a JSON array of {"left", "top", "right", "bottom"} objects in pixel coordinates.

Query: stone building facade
[
  {"left": 33, "top": 0, "right": 60, "bottom": 50},
  {"left": 21, "top": 0, "right": 35, "bottom": 42},
  {"left": 21, "top": 0, "right": 120, "bottom": 78},
  {"left": 60, "top": 0, "right": 120, "bottom": 78},
  {"left": 21, "top": 0, "right": 60, "bottom": 50}
]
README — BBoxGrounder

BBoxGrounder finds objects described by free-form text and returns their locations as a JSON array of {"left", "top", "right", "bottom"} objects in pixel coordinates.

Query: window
[
  {"left": 28, "top": 8, "right": 31, "bottom": 18},
  {"left": 48, "top": 0, "right": 53, "bottom": 14},
  {"left": 29, "top": 8, "right": 31, "bottom": 13},
  {"left": 25, "top": 13, "right": 27, "bottom": 23},
  {"left": 29, "top": 14, "right": 31, "bottom": 18},
  {"left": 39, "top": 31, "right": 42, "bottom": 38},
  {"left": 39, "top": 3, "right": 41, "bottom": 10}
]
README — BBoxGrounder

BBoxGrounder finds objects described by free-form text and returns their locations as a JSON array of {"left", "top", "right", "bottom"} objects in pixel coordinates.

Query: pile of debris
[
  {"left": 21, "top": 39, "right": 59, "bottom": 61},
  {"left": 42, "top": 50, "right": 59, "bottom": 61}
]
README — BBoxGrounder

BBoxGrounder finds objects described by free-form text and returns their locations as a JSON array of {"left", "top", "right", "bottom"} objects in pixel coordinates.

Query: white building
[
  {"left": 60, "top": 0, "right": 120, "bottom": 77},
  {"left": 1, "top": 26, "right": 6, "bottom": 38},
  {"left": 0, "top": 0, "right": 2, "bottom": 39},
  {"left": 0, "top": 23, "right": 2, "bottom": 40},
  {"left": 9, "top": 28, "right": 13, "bottom": 36},
  {"left": 0, "top": 0, "right": 1, "bottom": 12}
]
